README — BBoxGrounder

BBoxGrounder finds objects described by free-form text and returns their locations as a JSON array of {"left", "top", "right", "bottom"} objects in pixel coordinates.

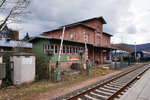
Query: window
[
  {"left": 51, "top": 44, "right": 58, "bottom": 54},
  {"left": 70, "top": 33, "right": 73, "bottom": 40},
  {"left": 73, "top": 47, "right": 78, "bottom": 54},
  {"left": 98, "top": 37, "right": 101, "bottom": 45},
  {"left": 51, "top": 45, "right": 54, "bottom": 50},
  {"left": 45, "top": 45, "right": 49, "bottom": 49},
  {"left": 43, "top": 44, "right": 50, "bottom": 55},
  {"left": 61, "top": 46, "right": 66, "bottom": 54},
  {"left": 55, "top": 45, "right": 58, "bottom": 54},
  {"left": 67, "top": 46, "right": 72, "bottom": 54},
  {"left": 97, "top": 26, "right": 101, "bottom": 33},
  {"left": 79, "top": 47, "right": 83, "bottom": 52},
  {"left": 106, "top": 39, "right": 108, "bottom": 46}
]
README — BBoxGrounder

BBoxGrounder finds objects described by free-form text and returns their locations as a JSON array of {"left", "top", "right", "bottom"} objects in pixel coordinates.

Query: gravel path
[{"left": 24, "top": 71, "right": 121, "bottom": 100}]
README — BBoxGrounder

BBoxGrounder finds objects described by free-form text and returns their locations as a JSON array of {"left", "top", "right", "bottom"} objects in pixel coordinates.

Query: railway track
[{"left": 54, "top": 64, "right": 150, "bottom": 100}]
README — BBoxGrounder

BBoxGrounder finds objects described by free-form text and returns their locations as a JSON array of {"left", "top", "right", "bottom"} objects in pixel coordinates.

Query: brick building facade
[
  {"left": 29, "top": 17, "right": 116, "bottom": 69},
  {"left": 42, "top": 17, "right": 114, "bottom": 64}
]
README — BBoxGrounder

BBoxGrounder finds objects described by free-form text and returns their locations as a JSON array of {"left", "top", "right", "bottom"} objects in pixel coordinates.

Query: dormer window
[
  {"left": 70, "top": 33, "right": 73, "bottom": 40},
  {"left": 97, "top": 26, "right": 101, "bottom": 33}
]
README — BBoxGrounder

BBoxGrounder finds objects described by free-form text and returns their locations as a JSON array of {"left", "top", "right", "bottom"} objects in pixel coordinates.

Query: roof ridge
[{"left": 43, "top": 16, "right": 106, "bottom": 33}]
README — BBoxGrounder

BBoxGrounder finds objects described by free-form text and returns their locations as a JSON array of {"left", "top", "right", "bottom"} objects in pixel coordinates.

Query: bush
[
  {"left": 1, "top": 52, "right": 14, "bottom": 87},
  {"left": 35, "top": 57, "right": 49, "bottom": 81}
]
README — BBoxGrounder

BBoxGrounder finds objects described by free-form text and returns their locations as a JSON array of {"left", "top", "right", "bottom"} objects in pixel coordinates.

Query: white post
[
  {"left": 135, "top": 42, "right": 136, "bottom": 59},
  {"left": 58, "top": 27, "right": 65, "bottom": 62},
  {"left": 83, "top": 31, "right": 88, "bottom": 59}
]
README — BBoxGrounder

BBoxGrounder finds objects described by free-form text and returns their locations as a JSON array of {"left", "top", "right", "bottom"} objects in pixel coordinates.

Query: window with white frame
[
  {"left": 43, "top": 44, "right": 50, "bottom": 54},
  {"left": 45, "top": 45, "right": 50, "bottom": 50},
  {"left": 70, "top": 33, "right": 73, "bottom": 40},
  {"left": 73, "top": 47, "right": 78, "bottom": 54},
  {"left": 51, "top": 44, "right": 58, "bottom": 54},
  {"left": 61, "top": 46, "right": 66, "bottom": 54},
  {"left": 67, "top": 46, "right": 72, "bottom": 54}
]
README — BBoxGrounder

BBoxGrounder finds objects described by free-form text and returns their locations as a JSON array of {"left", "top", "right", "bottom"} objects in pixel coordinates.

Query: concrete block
[{"left": 10, "top": 53, "right": 35, "bottom": 85}]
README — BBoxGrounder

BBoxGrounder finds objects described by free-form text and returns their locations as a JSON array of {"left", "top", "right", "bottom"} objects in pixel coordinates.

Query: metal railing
[{"left": 108, "top": 60, "right": 136, "bottom": 70}]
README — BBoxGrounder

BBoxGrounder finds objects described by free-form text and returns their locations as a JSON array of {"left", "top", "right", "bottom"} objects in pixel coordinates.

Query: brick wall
[
  {"left": 50, "top": 60, "right": 86, "bottom": 69},
  {"left": 81, "top": 19, "right": 103, "bottom": 45},
  {"left": 45, "top": 25, "right": 95, "bottom": 44},
  {"left": 43, "top": 18, "right": 111, "bottom": 47},
  {"left": 102, "top": 34, "right": 111, "bottom": 46}
]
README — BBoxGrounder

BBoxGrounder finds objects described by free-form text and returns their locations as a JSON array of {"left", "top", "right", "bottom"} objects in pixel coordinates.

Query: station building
[{"left": 29, "top": 17, "right": 116, "bottom": 69}]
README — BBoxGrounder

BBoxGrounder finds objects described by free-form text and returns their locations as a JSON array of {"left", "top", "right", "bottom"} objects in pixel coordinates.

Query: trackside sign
[{"left": 67, "top": 56, "right": 86, "bottom": 61}]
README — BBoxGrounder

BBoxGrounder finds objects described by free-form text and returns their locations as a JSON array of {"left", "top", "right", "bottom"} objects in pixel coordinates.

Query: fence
[
  {"left": 139, "top": 57, "right": 150, "bottom": 62},
  {"left": 107, "top": 59, "right": 136, "bottom": 70}
]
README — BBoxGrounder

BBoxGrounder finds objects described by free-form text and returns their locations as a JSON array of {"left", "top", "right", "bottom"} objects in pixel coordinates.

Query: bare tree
[{"left": 0, "top": 0, "right": 30, "bottom": 30}]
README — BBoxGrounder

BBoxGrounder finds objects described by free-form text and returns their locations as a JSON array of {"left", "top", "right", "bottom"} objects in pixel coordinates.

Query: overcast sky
[{"left": 9, "top": 0, "right": 150, "bottom": 44}]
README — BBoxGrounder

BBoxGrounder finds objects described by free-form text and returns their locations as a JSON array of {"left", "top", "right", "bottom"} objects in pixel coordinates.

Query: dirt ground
[
  {"left": 24, "top": 71, "right": 121, "bottom": 100},
  {"left": 0, "top": 64, "right": 141, "bottom": 100}
]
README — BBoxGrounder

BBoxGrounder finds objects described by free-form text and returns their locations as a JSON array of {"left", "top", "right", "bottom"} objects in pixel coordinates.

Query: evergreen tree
[{"left": 23, "top": 32, "right": 30, "bottom": 41}]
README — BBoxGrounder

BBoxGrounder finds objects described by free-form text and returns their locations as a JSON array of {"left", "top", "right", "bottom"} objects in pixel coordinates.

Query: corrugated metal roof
[{"left": 0, "top": 39, "right": 32, "bottom": 48}]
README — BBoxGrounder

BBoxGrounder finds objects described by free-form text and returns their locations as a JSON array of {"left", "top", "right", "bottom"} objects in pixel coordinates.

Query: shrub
[
  {"left": 1, "top": 52, "right": 13, "bottom": 87},
  {"left": 35, "top": 56, "right": 49, "bottom": 81}
]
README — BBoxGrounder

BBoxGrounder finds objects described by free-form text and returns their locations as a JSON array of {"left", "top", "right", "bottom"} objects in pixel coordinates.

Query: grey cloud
[
  {"left": 126, "top": 25, "right": 137, "bottom": 34},
  {"left": 8, "top": 0, "right": 150, "bottom": 44},
  {"left": 28, "top": 0, "right": 132, "bottom": 34}
]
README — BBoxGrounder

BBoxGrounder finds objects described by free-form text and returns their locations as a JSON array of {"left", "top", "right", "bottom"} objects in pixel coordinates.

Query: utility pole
[{"left": 135, "top": 42, "right": 136, "bottom": 59}]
